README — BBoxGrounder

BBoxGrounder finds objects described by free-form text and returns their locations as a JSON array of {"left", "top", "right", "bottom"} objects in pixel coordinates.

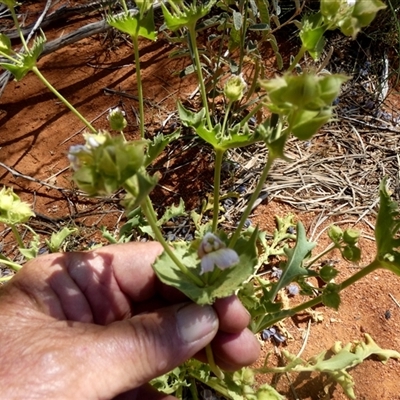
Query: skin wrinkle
[{"left": 67, "top": 251, "right": 132, "bottom": 325}]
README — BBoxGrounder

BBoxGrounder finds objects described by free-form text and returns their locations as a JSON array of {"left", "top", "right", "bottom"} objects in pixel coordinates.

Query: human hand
[{"left": 0, "top": 242, "right": 260, "bottom": 399}]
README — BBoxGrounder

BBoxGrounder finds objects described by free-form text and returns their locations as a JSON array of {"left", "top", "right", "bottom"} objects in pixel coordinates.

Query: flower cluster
[
  {"left": 261, "top": 73, "right": 349, "bottom": 140},
  {"left": 107, "top": 107, "right": 127, "bottom": 131},
  {"left": 197, "top": 233, "right": 239, "bottom": 275},
  {"left": 0, "top": 187, "right": 35, "bottom": 225},
  {"left": 224, "top": 74, "right": 247, "bottom": 103},
  {"left": 320, "top": 0, "right": 386, "bottom": 38},
  {"left": 68, "top": 131, "right": 147, "bottom": 196}
]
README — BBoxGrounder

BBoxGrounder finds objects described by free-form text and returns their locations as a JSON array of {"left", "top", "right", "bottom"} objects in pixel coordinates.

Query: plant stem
[
  {"left": 287, "top": 45, "right": 306, "bottom": 73},
  {"left": 205, "top": 343, "right": 224, "bottom": 380},
  {"left": 305, "top": 243, "right": 337, "bottom": 268},
  {"left": 239, "top": 101, "right": 264, "bottom": 128},
  {"left": 229, "top": 155, "right": 275, "bottom": 248},
  {"left": 188, "top": 24, "right": 213, "bottom": 130},
  {"left": 141, "top": 196, "right": 205, "bottom": 287},
  {"left": 10, "top": 7, "right": 29, "bottom": 52},
  {"left": 212, "top": 148, "right": 225, "bottom": 232},
  {"left": 261, "top": 258, "right": 382, "bottom": 329},
  {"left": 131, "top": 35, "right": 146, "bottom": 138},
  {"left": 10, "top": 225, "right": 25, "bottom": 249},
  {"left": 31, "top": 66, "right": 96, "bottom": 133},
  {"left": 0, "top": 255, "right": 22, "bottom": 271}
]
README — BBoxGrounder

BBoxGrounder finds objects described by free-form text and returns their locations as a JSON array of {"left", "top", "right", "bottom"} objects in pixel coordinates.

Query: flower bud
[
  {"left": 328, "top": 225, "right": 343, "bottom": 243},
  {"left": 343, "top": 228, "right": 360, "bottom": 245},
  {"left": 319, "top": 74, "right": 349, "bottom": 105},
  {"left": 68, "top": 132, "right": 147, "bottom": 196},
  {"left": 224, "top": 74, "right": 247, "bottom": 103},
  {"left": 107, "top": 107, "right": 127, "bottom": 131},
  {"left": 0, "top": 187, "right": 35, "bottom": 225}
]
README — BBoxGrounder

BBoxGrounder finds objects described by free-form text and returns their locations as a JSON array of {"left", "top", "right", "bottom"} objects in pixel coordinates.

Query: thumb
[{"left": 89, "top": 303, "right": 219, "bottom": 397}]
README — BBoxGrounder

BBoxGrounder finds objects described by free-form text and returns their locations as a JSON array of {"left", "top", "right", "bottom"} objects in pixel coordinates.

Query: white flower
[
  {"left": 346, "top": 0, "right": 356, "bottom": 6},
  {"left": 107, "top": 107, "right": 127, "bottom": 131},
  {"left": 198, "top": 233, "right": 239, "bottom": 275}
]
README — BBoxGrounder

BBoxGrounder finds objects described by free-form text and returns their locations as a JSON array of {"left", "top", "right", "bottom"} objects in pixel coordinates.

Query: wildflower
[
  {"left": 224, "top": 73, "right": 247, "bottom": 103},
  {"left": 0, "top": 187, "right": 35, "bottom": 224},
  {"left": 286, "top": 284, "right": 300, "bottom": 296},
  {"left": 107, "top": 107, "right": 127, "bottom": 131},
  {"left": 197, "top": 232, "right": 239, "bottom": 275},
  {"left": 261, "top": 326, "right": 286, "bottom": 343}
]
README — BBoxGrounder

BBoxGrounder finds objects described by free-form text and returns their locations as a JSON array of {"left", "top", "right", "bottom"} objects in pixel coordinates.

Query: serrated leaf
[
  {"left": 269, "top": 222, "right": 316, "bottom": 301},
  {"left": 153, "top": 230, "right": 258, "bottom": 305},
  {"left": 177, "top": 101, "right": 205, "bottom": 128},
  {"left": 107, "top": 8, "right": 156, "bottom": 40},
  {"left": 0, "top": 33, "right": 45, "bottom": 81},
  {"left": 161, "top": 3, "right": 189, "bottom": 31},
  {"left": 145, "top": 129, "right": 180, "bottom": 166},
  {"left": 375, "top": 178, "right": 400, "bottom": 274},
  {"left": 157, "top": 198, "right": 186, "bottom": 226},
  {"left": 45, "top": 227, "right": 77, "bottom": 253}
]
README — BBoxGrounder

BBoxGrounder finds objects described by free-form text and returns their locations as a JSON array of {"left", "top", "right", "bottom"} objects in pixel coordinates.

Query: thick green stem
[
  {"left": 188, "top": 24, "right": 213, "bottom": 130},
  {"left": 131, "top": 35, "right": 146, "bottom": 138},
  {"left": 31, "top": 66, "right": 96, "bottom": 133},
  {"left": 212, "top": 149, "right": 225, "bottom": 232},
  {"left": 229, "top": 155, "right": 275, "bottom": 248},
  {"left": 205, "top": 343, "right": 224, "bottom": 380},
  {"left": 141, "top": 196, "right": 205, "bottom": 287}
]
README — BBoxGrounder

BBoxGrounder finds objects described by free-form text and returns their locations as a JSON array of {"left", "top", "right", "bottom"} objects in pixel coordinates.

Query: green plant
[{"left": 1, "top": 0, "right": 396, "bottom": 398}]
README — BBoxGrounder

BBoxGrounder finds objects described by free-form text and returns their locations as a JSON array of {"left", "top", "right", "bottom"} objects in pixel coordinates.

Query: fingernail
[{"left": 177, "top": 303, "right": 218, "bottom": 344}]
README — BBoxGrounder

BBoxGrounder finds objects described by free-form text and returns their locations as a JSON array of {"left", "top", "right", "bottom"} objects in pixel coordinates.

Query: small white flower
[
  {"left": 346, "top": 0, "right": 356, "bottom": 6},
  {"left": 67, "top": 145, "right": 88, "bottom": 171},
  {"left": 198, "top": 232, "right": 239, "bottom": 275},
  {"left": 107, "top": 107, "right": 127, "bottom": 131}
]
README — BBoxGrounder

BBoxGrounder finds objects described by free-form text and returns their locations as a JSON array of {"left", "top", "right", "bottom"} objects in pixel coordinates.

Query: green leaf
[
  {"left": 0, "top": 33, "right": 11, "bottom": 55},
  {"left": 269, "top": 222, "right": 316, "bottom": 301},
  {"left": 157, "top": 198, "right": 186, "bottom": 226},
  {"left": 375, "top": 178, "right": 400, "bottom": 274},
  {"left": 196, "top": 123, "right": 222, "bottom": 147},
  {"left": 177, "top": 101, "right": 205, "bottom": 128},
  {"left": 299, "top": 13, "right": 326, "bottom": 59},
  {"left": 145, "top": 129, "right": 180, "bottom": 166},
  {"left": 232, "top": 10, "right": 243, "bottom": 30},
  {"left": 0, "top": 33, "right": 45, "bottom": 81},
  {"left": 45, "top": 227, "right": 77, "bottom": 253},
  {"left": 19, "top": 231, "right": 40, "bottom": 260},
  {"left": 161, "top": 3, "right": 190, "bottom": 31},
  {"left": 122, "top": 171, "right": 158, "bottom": 211},
  {"left": 153, "top": 230, "right": 258, "bottom": 305},
  {"left": 322, "top": 283, "right": 341, "bottom": 310},
  {"left": 107, "top": 8, "right": 156, "bottom": 40},
  {"left": 290, "top": 108, "right": 332, "bottom": 140}
]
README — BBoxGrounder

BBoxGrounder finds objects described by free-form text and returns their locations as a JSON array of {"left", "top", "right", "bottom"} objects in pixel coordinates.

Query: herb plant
[{"left": 1, "top": 0, "right": 398, "bottom": 398}]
